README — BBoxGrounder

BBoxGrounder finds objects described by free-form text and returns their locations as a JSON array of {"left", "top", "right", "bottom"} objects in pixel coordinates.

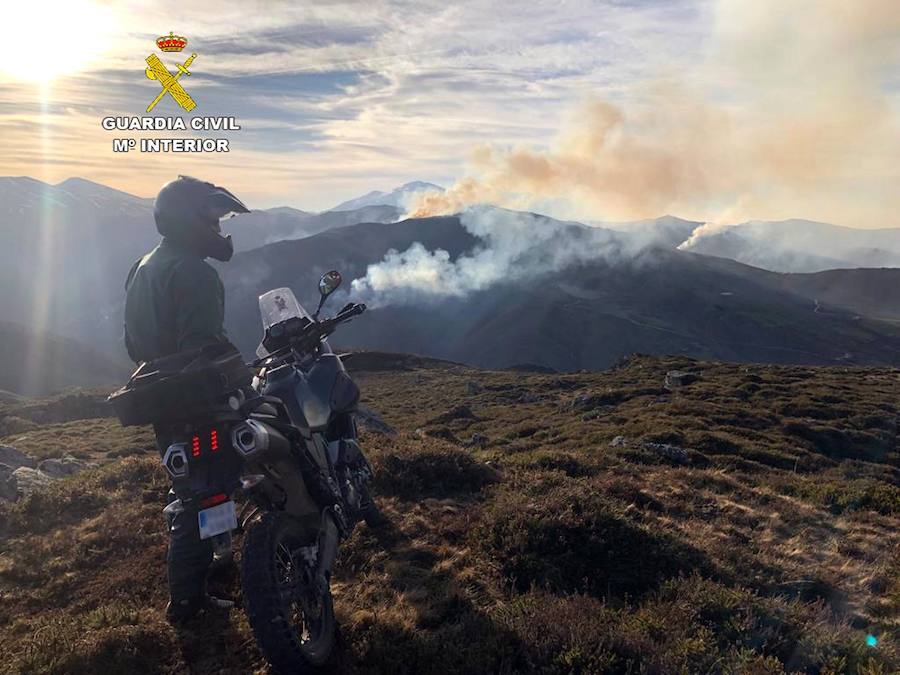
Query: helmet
[{"left": 153, "top": 175, "right": 250, "bottom": 261}]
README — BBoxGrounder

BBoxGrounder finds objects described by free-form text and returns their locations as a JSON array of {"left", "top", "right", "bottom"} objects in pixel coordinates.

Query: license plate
[{"left": 198, "top": 500, "right": 237, "bottom": 540}]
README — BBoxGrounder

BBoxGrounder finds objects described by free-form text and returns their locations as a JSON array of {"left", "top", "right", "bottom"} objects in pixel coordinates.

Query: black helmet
[{"left": 153, "top": 175, "right": 250, "bottom": 261}]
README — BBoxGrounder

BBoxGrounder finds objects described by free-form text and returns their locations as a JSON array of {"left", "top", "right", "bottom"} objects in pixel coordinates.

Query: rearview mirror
[
  {"left": 314, "top": 270, "right": 342, "bottom": 320},
  {"left": 318, "top": 270, "right": 342, "bottom": 297}
]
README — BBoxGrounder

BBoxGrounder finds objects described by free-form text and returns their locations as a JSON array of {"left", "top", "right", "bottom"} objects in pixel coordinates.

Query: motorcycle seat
[{"left": 252, "top": 401, "right": 280, "bottom": 417}]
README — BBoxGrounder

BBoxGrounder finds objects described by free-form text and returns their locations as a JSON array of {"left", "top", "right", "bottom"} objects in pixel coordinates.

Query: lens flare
[{"left": 1, "top": 1, "right": 115, "bottom": 83}]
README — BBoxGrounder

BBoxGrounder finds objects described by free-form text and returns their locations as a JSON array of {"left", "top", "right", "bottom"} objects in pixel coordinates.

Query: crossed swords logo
[{"left": 145, "top": 51, "right": 198, "bottom": 113}]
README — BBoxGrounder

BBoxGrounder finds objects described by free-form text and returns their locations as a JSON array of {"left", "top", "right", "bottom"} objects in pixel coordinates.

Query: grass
[{"left": 0, "top": 354, "right": 897, "bottom": 673}]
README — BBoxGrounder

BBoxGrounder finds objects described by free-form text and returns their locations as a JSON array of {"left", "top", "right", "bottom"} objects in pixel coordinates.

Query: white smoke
[
  {"left": 350, "top": 206, "right": 619, "bottom": 307},
  {"left": 678, "top": 221, "right": 731, "bottom": 251}
]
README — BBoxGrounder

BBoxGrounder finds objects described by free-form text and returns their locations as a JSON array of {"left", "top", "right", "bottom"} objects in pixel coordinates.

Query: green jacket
[{"left": 124, "top": 238, "right": 229, "bottom": 363}]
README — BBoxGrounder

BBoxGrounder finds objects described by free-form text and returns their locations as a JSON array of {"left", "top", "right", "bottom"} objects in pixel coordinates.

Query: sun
[{"left": 2, "top": 1, "right": 115, "bottom": 83}]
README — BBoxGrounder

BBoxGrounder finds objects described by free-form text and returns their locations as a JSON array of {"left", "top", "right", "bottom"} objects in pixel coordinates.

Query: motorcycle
[{"left": 158, "top": 270, "right": 380, "bottom": 672}]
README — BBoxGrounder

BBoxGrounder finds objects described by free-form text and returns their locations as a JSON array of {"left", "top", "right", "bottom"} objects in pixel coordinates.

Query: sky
[{"left": 0, "top": 0, "right": 898, "bottom": 225}]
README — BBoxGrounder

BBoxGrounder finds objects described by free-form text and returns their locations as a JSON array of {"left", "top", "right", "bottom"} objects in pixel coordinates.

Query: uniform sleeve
[{"left": 170, "top": 259, "right": 229, "bottom": 352}]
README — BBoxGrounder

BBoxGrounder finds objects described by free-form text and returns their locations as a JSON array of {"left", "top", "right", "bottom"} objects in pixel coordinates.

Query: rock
[
  {"left": 610, "top": 436, "right": 629, "bottom": 447},
  {"left": 354, "top": 405, "right": 397, "bottom": 436},
  {"left": 665, "top": 370, "right": 698, "bottom": 390},
  {"left": 11, "top": 466, "right": 54, "bottom": 496},
  {"left": 571, "top": 394, "right": 594, "bottom": 411},
  {"left": 465, "top": 433, "right": 489, "bottom": 447},
  {"left": 582, "top": 406, "right": 614, "bottom": 421},
  {"left": 517, "top": 392, "right": 542, "bottom": 404},
  {"left": 0, "top": 463, "right": 18, "bottom": 501},
  {"left": 427, "top": 405, "right": 476, "bottom": 425},
  {"left": 466, "top": 380, "right": 484, "bottom": 395},
  {"left": 643, "top": 442, "right": 691, "bottom": 465},
  {"left": 38, "top": 455, "right": 93, "bottom": 478},
  {"left": 0, "top": 445, "right": 37, "bottom": 470}
]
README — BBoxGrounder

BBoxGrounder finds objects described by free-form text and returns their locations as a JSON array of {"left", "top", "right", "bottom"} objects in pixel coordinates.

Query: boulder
[
  {"left": 0, "top": 445, "right": 37, "bottom": 470},
  {"left": 571, "top": 394, "right": 595, "bottom": 411},
  {"left": 665, "top": 370, "right": 699, "bottom": 390},
  {"left": 427, "top": 405, "right": 476, "bottom": 425},
  {"left": 644, "top": 442, "right": 691, "bottom": 465},
  {"left": 38, "top": 455, "right": 93, "bottom": 478},
  {"left": 466, "top": 380, "right": 484, "bottom": 395},
  {"left": 610, "top": 436, "right": 629, "bottom": 448},
  {"left": 11, "top": 466, "right": 54, "bottom": 496},
  {"left": 0, "top": 463, "right": 18, "bottom": 501},
  {"left": 465, "top": 433, "right": 489, "bottom": 447},
  {"left": 354, "top": 406, "right": 397, "bottom": 436}
]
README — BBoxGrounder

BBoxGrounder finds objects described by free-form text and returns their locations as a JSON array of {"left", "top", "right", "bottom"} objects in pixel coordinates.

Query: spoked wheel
[{"left": 242, "top": 512, "right": 335, "bottom": 672}]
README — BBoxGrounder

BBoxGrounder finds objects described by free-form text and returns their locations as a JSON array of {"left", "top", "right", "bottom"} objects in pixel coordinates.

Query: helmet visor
[{"left": 204, "top": 186, "right": 250, "bottom": 221}]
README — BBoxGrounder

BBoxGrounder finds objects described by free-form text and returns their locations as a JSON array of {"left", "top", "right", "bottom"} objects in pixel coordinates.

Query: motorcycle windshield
[
  {"left": 258, "top": 287, "right": 310, "bottom": 330},
  {"left": 256, "top": 288, "right": 311, "bottom": 358}
]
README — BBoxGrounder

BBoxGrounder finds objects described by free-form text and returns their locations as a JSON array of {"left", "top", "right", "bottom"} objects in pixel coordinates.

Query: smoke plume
[
  {"left": 350, "top": 207, "right": 619, "bottom": 306},
  {"left": 411, "top": 0, "right": 900, "bottom": 229},
  {"left": 350, "top": 0, "right": 900, "bottom": 308}
]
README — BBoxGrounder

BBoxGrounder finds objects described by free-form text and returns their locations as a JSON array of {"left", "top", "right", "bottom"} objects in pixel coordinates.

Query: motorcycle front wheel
[{"left": 242, "top": 512, "right": 335, "bottom": 672}]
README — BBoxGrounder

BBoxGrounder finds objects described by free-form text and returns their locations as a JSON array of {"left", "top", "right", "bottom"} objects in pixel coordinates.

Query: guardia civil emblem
[{"left": 145, "top": 31, "right": 197, "bottom": 113}]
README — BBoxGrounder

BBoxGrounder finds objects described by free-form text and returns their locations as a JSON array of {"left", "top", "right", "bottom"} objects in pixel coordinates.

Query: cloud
[
  {"left": 5, "top": 0, "right": 897, "bottom": 224},
  {"left": 409, "top": 0, "right": 900, "bottom": 229},
  {"left": 0, "top": 0, "right": 705, "bottom": 210}
]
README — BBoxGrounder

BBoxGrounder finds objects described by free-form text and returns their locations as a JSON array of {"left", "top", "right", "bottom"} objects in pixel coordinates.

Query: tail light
[
  {"left": 200, "top": 493, "right": 229, "bottom": 509},
  {"left": 185, "top": 428, "right": 224, "bottom": 459}
]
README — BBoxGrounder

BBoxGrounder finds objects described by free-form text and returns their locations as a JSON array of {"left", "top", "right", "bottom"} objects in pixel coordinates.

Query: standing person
[{"left": 124, "top": 175, "right": 249, "bottom": 622}]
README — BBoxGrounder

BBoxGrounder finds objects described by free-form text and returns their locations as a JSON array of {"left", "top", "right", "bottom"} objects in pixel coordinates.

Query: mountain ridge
[
  {"left": 329, "top": 181, "right": 444, "bottom": 211},
  {"left": 221, "top": 214, "right": 900, "bottom": 371}
]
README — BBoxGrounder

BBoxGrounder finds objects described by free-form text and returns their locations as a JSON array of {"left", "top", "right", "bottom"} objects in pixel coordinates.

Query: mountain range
[
  {"left": 220, "top": 215, "right": 900, "bottom": 371},
  {"left": 677, "top": 219, "right": 900, "bottom": 272},
  {"left": 1, "top": 176, "right": 899, "bottom": 392},
  {"left": 328, "top": 181, "right": 444, "bottom": 212}
]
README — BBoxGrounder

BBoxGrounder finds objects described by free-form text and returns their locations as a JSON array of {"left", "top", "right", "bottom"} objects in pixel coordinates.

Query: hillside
[
  {"left": 0, "top": 177, "right": 158, "bottom": 350},
  {"left": 4, "top": 176, "right": 899, "bottom": 378},
  {"left": 0, "top": 355, "right": 897, "bottom": 673},
  {"left": 680, "top": 220, "right": 900, "bottom": 273},
  {"left": 776, "top": 268, "right": 900, "bottom": 322},
  {"left": 0, "top": 321, "right": 129, "bottom": 396},
  {"left": 0, "top": 176, "right": 400, "bottom": 354},
  {"left": 222, "top": 215, "right": 900, "bottom": 370},
  {"left": 229, "top": 204, "right": 402, "bottom": 253}
]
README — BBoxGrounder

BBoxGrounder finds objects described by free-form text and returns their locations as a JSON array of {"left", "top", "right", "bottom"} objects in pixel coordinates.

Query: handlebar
[{"left": 251, "top": 303, "right": 366, "bottom": 368}]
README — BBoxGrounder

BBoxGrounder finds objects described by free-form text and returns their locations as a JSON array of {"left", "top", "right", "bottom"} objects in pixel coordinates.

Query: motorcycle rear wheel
[{"left": 242, "top": 512, "right": 335, "bottom": 672}]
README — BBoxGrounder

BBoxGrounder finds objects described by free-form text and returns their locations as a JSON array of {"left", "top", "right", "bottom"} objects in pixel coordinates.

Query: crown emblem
[{"left": 156, "top": 31, "right": 187, "bottom": 52}]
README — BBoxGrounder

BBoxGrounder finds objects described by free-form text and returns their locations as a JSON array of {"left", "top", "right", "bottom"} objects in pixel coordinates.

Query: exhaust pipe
[
  {"left": 231, "top": 419, "right": 290, "bottom": 460},
  {"left": 162, "top": 443, "right": 189, "bottom": 479}
]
